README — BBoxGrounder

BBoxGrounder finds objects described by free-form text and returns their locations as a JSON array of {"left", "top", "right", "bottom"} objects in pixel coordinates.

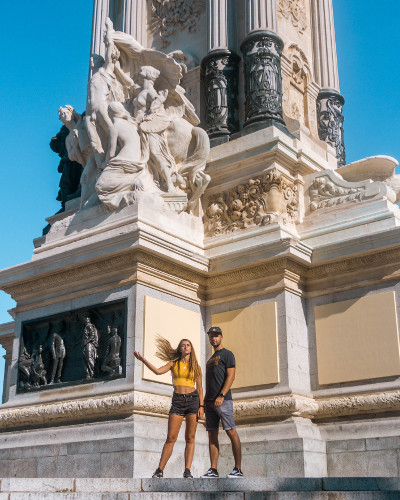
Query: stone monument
[{"left": 1, "top": 0, "right": 400, "bottom": 481}]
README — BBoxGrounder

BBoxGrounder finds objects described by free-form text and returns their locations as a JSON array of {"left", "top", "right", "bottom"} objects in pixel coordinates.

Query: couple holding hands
[{"left": 134, "top": 326, "right": 243, "bottom": 479}]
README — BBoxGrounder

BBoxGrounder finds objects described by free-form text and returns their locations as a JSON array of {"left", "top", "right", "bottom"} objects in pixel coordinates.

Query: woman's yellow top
[{"left": 172, "top": 361, "right": 195, "bottom": 388}]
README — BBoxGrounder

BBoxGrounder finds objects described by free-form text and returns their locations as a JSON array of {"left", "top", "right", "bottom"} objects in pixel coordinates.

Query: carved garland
[
  {"left": 204, "top": 169, "right": 298, "bottom": 237},
  {"left": 149, "top": 0, "right": 206, "bottom": 47},
  {"left": 2, "top": 390, "right": 400, "bottom": 430},
  {"left": 278, "top": 0, "right": 307, "bottom": 34}
]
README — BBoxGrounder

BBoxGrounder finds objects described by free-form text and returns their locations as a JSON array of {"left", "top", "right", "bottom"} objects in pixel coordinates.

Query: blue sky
[{"left": 0, "top": 1, "right": 399, "bottom": 399}]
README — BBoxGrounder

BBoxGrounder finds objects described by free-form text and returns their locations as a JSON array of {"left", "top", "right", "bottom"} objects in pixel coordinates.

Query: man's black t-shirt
[{"left": 205, "top": 348, "right": 236, "bottom": 401}]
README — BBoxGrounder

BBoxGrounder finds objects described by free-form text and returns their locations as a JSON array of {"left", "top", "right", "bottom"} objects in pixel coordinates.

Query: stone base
[{"left": 0, "top": 477, "right": 399, "bottom": 499}]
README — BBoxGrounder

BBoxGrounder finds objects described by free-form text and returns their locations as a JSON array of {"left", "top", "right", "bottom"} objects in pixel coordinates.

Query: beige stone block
[
  {"left": 211, "top": 302, "right": 279, "bottom": 389},
  {"left": 315, "top": 292, "right": 400, "bottom": 385},
  {"left": 143, "top": 296, "right": 201, "bottom": 384}
]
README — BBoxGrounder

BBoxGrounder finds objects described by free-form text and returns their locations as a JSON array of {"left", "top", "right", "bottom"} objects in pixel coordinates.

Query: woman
[{"left": 134, "top": 337, "right": 204, "bottom": 478}]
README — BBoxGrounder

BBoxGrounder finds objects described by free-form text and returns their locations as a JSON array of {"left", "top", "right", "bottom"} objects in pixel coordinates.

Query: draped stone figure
[
  {"left": 82, "top": 316, "right": 99, "bottom": 379},
  {"left": 59, "top": 18, "right": 210, "bottom": 215}
]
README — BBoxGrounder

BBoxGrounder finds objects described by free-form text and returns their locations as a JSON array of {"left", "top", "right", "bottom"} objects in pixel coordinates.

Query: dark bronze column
[
  {"left": 317, "top": 89, "right": 345, "bottom": 166},
  {"left": 240, "top": 29, "right": 285, "bottom": 131},
  {"left": 201, "top": 49, "right": 240, "bottom": 146}
]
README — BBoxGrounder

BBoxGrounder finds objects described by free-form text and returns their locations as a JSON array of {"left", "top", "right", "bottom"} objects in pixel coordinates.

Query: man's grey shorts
[{"left": 205, "top": 400, "right": 236, "bottom": 431}]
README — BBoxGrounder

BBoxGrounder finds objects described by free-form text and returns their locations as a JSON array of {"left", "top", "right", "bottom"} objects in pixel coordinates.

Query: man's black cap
[{"left": 207, "top": 326, "right": 222, "bottom": 335}]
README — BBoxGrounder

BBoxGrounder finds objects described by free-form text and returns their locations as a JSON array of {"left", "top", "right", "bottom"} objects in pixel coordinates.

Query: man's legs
[
  {"left": 225, "top": 428, "right": 242, "bottom": 469},
  {"left": 208, "top": 429, "right": 220, "bottom": 469}
]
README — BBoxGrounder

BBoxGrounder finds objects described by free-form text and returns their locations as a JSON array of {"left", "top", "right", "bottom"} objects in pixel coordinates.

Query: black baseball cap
[{"left": 207, "top": 326, "right": 222, "bottom": 335}]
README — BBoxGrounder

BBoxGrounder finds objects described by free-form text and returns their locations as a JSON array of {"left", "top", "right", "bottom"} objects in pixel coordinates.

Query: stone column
[
  {"left": 1, "top": 333, "right": 13, "bottom": 404},
  {"left": 311, "top": 0, "right": 346, "bottom": 166},
  {"left": 121, "top": 0, "right": 147, "bottom": 46},
  {"left": 90, "top": 0, "right": 110, "bottom": 58},
  {"left": 201, "top": 0, "right": 240, "bottom": 146},
  {"left": 241, "top": 0, "right": 285, "bottom": 131}
]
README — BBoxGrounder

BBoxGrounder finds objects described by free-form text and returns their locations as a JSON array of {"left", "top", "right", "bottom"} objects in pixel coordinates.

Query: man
[{"left": 201, "top": 326, "right": 243, "bottom": 478}]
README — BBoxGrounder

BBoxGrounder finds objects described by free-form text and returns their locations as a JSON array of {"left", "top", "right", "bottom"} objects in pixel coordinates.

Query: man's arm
[{"left": 214, "top": 367, "right": 235, "bottom": 408}]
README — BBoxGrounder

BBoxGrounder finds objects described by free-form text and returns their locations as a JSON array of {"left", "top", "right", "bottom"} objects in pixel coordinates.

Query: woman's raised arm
[{"left": 134, "top": 351, "right": 173, "bottom": 375}]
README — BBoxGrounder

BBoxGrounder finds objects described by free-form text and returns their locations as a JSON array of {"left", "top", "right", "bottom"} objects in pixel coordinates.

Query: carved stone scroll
[
  {"left": 149, "top": 0, "right": 206, "bottom": 47},
  {"left": 240, "top": 30, "right": 285, "bottom": 130},
  {"left": 201, "top": 49, "right": 240, "bottom": 145},
  {"left": 317, "top": 89, "right": 346, "bottom": 166},
  {"left": 204, "top": 168, "right": 298, "bottom": 236},
  {"left": 308, "top": 170, "right": 396, "bottom": 212}
]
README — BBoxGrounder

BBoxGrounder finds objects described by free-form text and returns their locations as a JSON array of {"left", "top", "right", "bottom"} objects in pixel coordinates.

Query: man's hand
[
  {"left": 214, "top": 396, "right": 224, "bottom": 408},
  {"left": 197, "top": 406, "right": 204, "bottom": 420}
]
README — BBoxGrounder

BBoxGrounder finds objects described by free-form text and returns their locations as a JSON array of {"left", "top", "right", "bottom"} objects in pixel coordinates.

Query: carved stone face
[{"left": 59, "top": 107, "right": 72, "bottom": 125}]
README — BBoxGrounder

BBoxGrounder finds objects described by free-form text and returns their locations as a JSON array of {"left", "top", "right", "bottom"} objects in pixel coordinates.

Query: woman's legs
[
  {"left": 184, "top": 413, "right": 198, "bottom": 470},
  {"left": 158, "top": 413, "right": 184, "bottom": 470}
]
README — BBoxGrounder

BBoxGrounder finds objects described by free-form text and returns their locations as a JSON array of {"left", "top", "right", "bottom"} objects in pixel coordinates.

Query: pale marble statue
[
  {"left": 58, "top": 17, "right": 210, "bottom": 214},
  {"left": 58, "top": 105, "right": 100, "bottom": 209},
  {"left": 85, "top": 18, "right": 134, "bottom": 170},
  {"left": 96, "top": 101, "right": 157, "bottom": 210}
]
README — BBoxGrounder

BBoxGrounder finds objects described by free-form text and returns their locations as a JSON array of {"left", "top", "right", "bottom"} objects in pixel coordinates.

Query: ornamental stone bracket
[
  {"left": 306, "top": 169, "right": 396, "bottom": 213},
  {"left": 204, "top": 168, "right": 299, "bottom": 237},
  {"left": 3, "top": 389, "right": 400, "bottom": 430}
]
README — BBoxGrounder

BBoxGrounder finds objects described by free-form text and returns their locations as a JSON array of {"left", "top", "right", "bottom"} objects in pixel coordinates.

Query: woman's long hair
[{"left": 155, "top": 335, "right": 201, "bottom": 380}]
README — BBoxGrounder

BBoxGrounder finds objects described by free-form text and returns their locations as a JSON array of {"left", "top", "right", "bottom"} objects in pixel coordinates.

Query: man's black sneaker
[
  {"left": 152, "top": 467, "right": 163, "bottom": 478},
  {"left": 227, "top": 467, "right": 244, "bottom": 477},
  {"left": 183, "top": 468, "right": 194, "bottom": 478},
  {"left": 201, "top": 468, "right": 219, "bottom": 478}
]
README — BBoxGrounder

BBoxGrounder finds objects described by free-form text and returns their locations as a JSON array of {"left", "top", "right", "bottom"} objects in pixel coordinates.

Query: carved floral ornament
[
  {"left": 278, "top": 0, "right": 308, "bottom": 34},
  {"left": 204, "top": 169, "right": 298, "bottom": 237},
  {"left": 149, "top": 0, "right": 206, "bottom": 47}
]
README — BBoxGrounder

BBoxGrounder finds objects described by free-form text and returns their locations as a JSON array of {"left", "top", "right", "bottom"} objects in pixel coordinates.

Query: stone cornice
[{"left": 2, "top": 389, "right": 400, "bottom": 430}]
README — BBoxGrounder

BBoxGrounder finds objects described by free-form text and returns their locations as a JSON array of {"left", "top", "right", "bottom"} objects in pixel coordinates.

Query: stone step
[{"left": 0, "top": 478, "right": 399, "bottom": 498}]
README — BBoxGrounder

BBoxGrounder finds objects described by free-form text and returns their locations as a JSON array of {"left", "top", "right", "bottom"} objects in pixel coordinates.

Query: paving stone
[
  {"left": 100, "top": 451, "right": 135, "bottom": 477},
  {"left": 322, "top": 477, "right": 400, "bottom": 491},
  {"left": 1, "top": 479, "right": 74, "bottom": 492},
  {"left": 7, "top": 459, "right": 37, "bottom": 478},
  {"left": 131, "top": 494, "right": 243, "bottom": 500},
  {"left": 75, "top": 479, "right": 140, "bottom": 492},
  {"left": 9, "top": 495, "right": 129, "bottom": 500}
]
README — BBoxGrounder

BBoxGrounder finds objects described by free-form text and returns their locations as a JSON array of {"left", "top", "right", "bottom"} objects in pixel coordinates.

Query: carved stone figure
[
  {"left": 82, "top": 316, "right": 99, "bottom": 379},
  {"left": 59, "top": 18, "right": 210, "bottom": 214},
  {"left": 58, "top": 105, "right": 99, "bottom": 209},
  {"left": 49, "top": 332, "right": 66, "bottom": 384},
  {"left": 85, "top": 18, "right": 134, "bottom": 170},
  {"left": 18, "top": 347, "right": 34, "bottom": 390},
  {"left": 50, "top": 125, "right": 83, "bottom": 211},
  {"left": 101, "top": 326, "right": 122, "bottom": 377},
  {"left": 31, "top": 345, "right": 47, "bottom": 388}
]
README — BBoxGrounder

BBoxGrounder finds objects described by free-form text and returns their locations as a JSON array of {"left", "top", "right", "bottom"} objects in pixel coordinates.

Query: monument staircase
[{"left": 0, "top": 478, "right": 399, "bottom": 499}]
